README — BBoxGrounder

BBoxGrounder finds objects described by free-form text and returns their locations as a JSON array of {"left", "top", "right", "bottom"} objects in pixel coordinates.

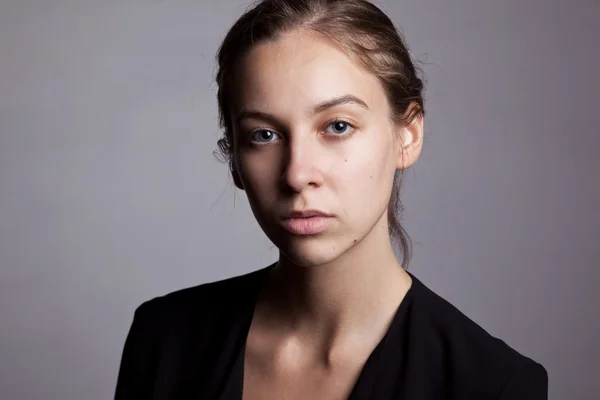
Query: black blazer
[{"left": 114, "top": 264, "right": 548, "bottom": 399}]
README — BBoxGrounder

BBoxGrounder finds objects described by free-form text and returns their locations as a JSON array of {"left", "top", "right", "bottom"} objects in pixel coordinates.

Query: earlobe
[
  {"left": 231, "top": 165, "right": 244, "bottom": 190},
  {"left": 396, "top": 115, "right": 424, "bottom": 170}
]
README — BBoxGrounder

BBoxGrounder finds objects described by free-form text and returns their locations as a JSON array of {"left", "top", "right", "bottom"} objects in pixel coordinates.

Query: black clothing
[{"left": 115, "top": 264, "right": 548, "bottom": 399}]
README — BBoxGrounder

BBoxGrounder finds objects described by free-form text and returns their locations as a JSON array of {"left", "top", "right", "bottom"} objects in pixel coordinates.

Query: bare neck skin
[{"left": 255, "top": 212, "right": 413, "bottom": 363}]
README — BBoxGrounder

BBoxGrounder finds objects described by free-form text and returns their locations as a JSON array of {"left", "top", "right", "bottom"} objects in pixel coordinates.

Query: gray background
[{"left": 1, "top": 0, "right": 598, "bottom": 399}]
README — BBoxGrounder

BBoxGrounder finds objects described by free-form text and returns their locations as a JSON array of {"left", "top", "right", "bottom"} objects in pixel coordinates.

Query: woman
[{"left": 114, "top": 0, "right": 548, "bottom": 398}]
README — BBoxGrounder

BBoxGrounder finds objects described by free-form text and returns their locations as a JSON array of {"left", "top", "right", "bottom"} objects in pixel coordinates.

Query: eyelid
[
  {"left": 245, "top": 117, "right": 358, "bottom": 144},
  {"left": 322, "top": 118, "right": 357, "bottom": 136},
  {"left": 245, "top": 127, "right": 281, "bottom": 146}
]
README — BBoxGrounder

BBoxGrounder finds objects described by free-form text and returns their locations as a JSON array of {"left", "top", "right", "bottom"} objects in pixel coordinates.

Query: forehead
[{"left": 232, "top": 30, "right": 388, "bottom": 117}]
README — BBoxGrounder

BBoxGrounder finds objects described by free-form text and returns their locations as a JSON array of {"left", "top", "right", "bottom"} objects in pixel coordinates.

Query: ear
[
  {"left": 231, "top": 162, "right": 244, "bottom": 190},
  {"left": 395, "top": 113, "right": 424, "bottom": 170}
]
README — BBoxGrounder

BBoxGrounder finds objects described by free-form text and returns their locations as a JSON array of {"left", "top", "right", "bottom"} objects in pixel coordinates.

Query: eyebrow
[{"left": 234, "top": 94, "right": 369, "bottom": 127}]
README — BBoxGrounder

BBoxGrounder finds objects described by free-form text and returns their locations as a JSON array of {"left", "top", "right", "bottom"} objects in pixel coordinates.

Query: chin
[{"left": 274, "top": 235, "right": 354, "bottom": 267}]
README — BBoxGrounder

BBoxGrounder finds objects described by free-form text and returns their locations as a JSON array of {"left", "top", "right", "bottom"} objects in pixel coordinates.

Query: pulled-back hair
[{"left": 215, "top": 0, "right": 425, "bottom": 270}]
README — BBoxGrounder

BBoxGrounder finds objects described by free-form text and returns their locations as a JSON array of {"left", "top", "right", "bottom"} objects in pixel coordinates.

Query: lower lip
[{"left": 280, "top": 216, "right": 333, "bottom": 235}]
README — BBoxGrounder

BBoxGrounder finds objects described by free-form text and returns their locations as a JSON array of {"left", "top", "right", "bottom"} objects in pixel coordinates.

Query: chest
[
  {"left": 241, "top": 358, "right": 363, "bottom": 400},
  {"left": 240, "top": 327, "right": 375, "bottom": 400}
]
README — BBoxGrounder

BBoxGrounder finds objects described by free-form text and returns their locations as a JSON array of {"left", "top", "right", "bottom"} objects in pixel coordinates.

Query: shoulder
[
  {"left": 114, "top": 265, "right": 272, "bottom": 398},
  {"left": 406, "top": 273, "right": 548, "bottom": 398},
  {"left": 133, "top": 264, "right": 272, "bottom": 326}
]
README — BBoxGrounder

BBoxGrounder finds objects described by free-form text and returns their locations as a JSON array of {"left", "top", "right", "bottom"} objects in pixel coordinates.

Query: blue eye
[
  {"left": 326, "top": 120, "right": 355, "bottom": 136},
  {"left": 250, "top": 129, "right": 279, "bottom": 143},
  {"left": 248, "top": 120, "right": 355, "bottom": 144}
]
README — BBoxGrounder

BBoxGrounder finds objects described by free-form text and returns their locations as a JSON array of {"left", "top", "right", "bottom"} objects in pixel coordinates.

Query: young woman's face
[{"left": 231, "top": 30, "right": 420, "bottom": 267}]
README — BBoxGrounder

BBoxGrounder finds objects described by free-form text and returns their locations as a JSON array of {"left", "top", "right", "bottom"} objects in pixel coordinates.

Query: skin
[{"left": 230, "top": 29, "right": 424, "bottom": 399}]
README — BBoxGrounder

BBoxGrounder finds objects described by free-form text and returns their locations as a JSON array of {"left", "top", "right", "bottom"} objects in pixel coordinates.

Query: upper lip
[{"left": 283, "top": 209, "right": 333, "bottom": 219}]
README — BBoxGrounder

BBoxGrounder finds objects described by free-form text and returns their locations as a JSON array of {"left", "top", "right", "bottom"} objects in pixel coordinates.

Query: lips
[
  {"left": 283, "top": 209, "right": 332, "bottom": 219},
  {"left": 280, "top": 210, "right": 334, "bottom": 235}
]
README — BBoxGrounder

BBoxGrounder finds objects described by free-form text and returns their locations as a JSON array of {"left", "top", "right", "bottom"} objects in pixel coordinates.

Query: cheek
[
  {"left": 338, "top": 136, "right": 396, "bottom": 197},
  {"left": 329, "top": 143, "right": 395, "bottom": 230},
  {"left": 238, "top": 151, "right": 281, "bottom": 201},
  {"left": 340, "top": 164, "right": 393, "bottom": 211}
]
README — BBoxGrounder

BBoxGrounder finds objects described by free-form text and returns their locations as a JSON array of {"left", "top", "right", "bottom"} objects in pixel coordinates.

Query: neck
[{"left": 259, "top": 216, "right": 412, "bottom": 355}]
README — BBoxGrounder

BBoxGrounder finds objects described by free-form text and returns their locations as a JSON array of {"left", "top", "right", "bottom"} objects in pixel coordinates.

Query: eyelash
[{"left": 247, "top": 118, "right": 357, "bottom": 145}]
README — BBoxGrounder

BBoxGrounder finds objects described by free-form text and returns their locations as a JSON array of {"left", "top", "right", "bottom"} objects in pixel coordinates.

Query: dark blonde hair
[{"left": 214, "top": 0, "right": 425, "bottom": 270}]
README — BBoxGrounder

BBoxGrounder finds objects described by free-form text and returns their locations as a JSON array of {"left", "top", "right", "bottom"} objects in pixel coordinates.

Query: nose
[{"left": 280, "top": 136, "right": 323, "bottom": 193}]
